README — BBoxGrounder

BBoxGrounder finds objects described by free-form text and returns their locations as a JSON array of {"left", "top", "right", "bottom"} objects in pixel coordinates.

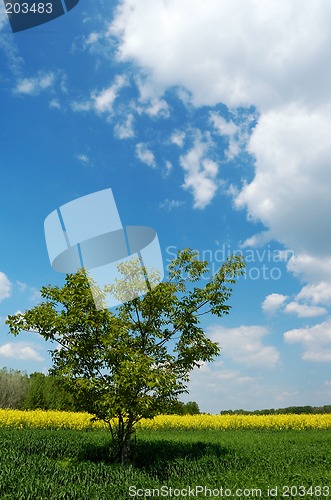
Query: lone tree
[{"left": 7, "top": 249, "right": 244, "bottom": 464}]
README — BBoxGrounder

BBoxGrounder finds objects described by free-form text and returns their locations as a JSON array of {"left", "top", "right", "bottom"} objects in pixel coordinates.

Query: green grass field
[{"left": 0, "top": 427, "right": 330, "bottom": 499}]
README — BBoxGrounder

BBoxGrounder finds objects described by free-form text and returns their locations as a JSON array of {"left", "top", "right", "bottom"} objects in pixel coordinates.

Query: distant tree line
[
  {"left": 220, "top": 405, "right": 331, "bottom": 415},
  {"left": 0, "top": 367, "right": 76, "bottom": 411},
  {"left": 0, "top": 367, "right": 200, "bottom": 414},
  {"left": 167, "top": 400, "right": 200, "bottom": 415}
]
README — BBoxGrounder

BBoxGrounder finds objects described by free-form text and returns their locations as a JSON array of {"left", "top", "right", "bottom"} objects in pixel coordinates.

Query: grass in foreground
[{"left": 0, "top": 427, "right": 330, "bottom": 499}]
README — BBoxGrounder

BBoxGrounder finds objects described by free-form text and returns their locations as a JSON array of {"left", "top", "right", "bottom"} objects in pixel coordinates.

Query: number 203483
[
  {"left": 281, "top": 485, "right": 330, "bottom": 497},
  {"left": 5, "top": 3, "right": 53, "bottom": 14}
]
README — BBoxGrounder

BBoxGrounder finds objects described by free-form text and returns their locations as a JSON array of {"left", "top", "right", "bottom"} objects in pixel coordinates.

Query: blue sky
[{"left": 0, "top": 0, "right": 331, "bottom": 413}]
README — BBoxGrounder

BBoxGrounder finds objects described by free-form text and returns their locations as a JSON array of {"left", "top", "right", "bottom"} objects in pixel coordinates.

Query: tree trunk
[
  {"left": 114, "top": 415, "right": 133, "bottom": 465},
  {"left": 121, "top": 433, "right": 131, "bottom": 465}
]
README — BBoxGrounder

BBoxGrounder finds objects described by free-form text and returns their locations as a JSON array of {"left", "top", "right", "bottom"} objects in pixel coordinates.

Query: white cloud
[
  {"left": 186, "top": 361, "right": 259, "bottom": 411},
  {"left": 139, "top": 98, "right": 170, "bottom": 118},
  {"left": 135, "top": 143, "right": 156, "bottom": 168},
  {"left": 210, "top": 113, "right": 238, "bottom": 137},
  {"left": 263, "top": 289, "right": 330, "bottom": 318},
  {"left": 296, "top": 282, "right": 331, "bottom": 306},
  {"left": 186, "top": 361, "right": 299, "bottom": 412},
  {"left": 241, "top": 231, "right": 272, "bottom": 249},
  {"left": 132, "top": 78, "right": 171, "bottom": 117},
  {"left": 14, "top": 72, "right": 56, "bottom": 95},
  {"left": 92, "top": 74, "right": 127, "bottom": 114},
  {"left": 0, "top": 3, "right": 7, "bottom": 31},
  {"left": 209, "top": 113, "right": 241, "bottom": 159},
  {"left": 262, "top": 293, "right": 288, "bottom": 315},
  {"left": 191, "top": 362, "right": 256, "bottom": 387},
  {"left": 304, "top": 351, "right": 331, "bottom": 362},
  {"left": 235, "top": 104, "right": 331, "bottom": 259},
  {"left": 164, "top": 160, "right": 172, "bottom": 176},
  {"left": 133, "top": 73, "right": 165, "bottom": 102},
  {"left": 0, "top": 272, "right": 11, "bottom": 302},
  {"left": 287, "top": 254, "right": 331, "bottom": 284},
  {"left": 109, "top": 0, "right": 331, "bottom": 286},
  {"left": 275, "top": 390, "right": 300, "bottom": 404},
  {"left": 159, "top": 199, "right": 185, "bottom": 211},
  {"left": 284, "top": 318, "right": 331, "bottom": 362},
  {"left": 49, "top": 98, "right": 61, "bottom": 109},
  {"left": 71, "top": 75, "right": 127, "bottom": 117},
  {"left": 208, "top": 324, "right": 280, "bottom": 369},
  {"left": 0, "top": 342, "right": 43, "bottom": 362},
  {"left": 84, "top": 31, "right": 101, "bottom": 48},
  {"left": 39, "top": 73, "right": 55, "bottom": 89},
  {"left": 171, "top": 130, "right": 186, "bottom": 148},
  {"left": 71, "top": 100, "right": 92, "bottom": 112},
  {"left": 114, "top": 113, "right": 135, "bottom": 139},
  {"left": 77, "top": 154, "right": 90, "bottom": 165},
  {"left": 16, "top": 80, "right": 36, "bottom": 95},
  {"left": 110, "top": 0, "right": 331, "bottom": 110},
  {"left": 180, "top": 132, "right": 219, "bottom": 209},
  {"left": 73, "top": 28, "right": 112, "bottom": 56},
  {"left": 0, "top": 34, "right": 23, "bottom": 76},
  {"left": 284, "top": 302, "right": 327, "bottom": 318}
]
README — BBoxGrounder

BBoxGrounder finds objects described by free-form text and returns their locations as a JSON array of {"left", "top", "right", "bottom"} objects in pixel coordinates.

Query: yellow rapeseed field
[
  {"left": 138, "top": 413, "right": 331, "bottom": 430},
  {"left": 0, "top": 409, "right": 330, "bottom": 431},
  {"left": 0, "top": 409, "right": 106, "bottom": 431}
]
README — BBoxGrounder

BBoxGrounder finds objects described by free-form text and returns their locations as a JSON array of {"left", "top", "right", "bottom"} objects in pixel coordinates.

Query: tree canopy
[{"left": 7, "top": 248, "right": 245, "bottom": 463}]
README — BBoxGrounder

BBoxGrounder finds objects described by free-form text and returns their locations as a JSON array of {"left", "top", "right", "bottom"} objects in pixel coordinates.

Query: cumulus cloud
[
  {"left": 77, "top": 154, "right": 90, "bottom": 166},
  {"left": 284, "top": 319, "right": 331, "bottom": 362},
  {"left": 0, "top": 342, "right": 43, "bottom": 362},
  {"left": 287, "top": 254, "right": 331, "bottom": 285},
  {"left": 109, "top": 0, "right": 331, "bottom": 282},
  {"left": 114, "top": 113, "right": 135, "bottom": 139},
  {"left": 0, "top": 3, "right": 7, "bottom": 31},
  {"left": 236, "top": 95, "right": 331, "bottom": 286},
  {"left": 297, "top": 282, "right": 331, "bottom": 306},
  {"left": 92, "top": 74, "right": 127, "bottom": 114},
  {"left": 14, "top": 72, "right": 56, "bottom": 95},
  {"left": 0, "top": 272, "right": 11, "bottom": 302},
  {"left": 186, "top": 360, "right": 300, "bottom": 411},
  {"left": 180, "top": 132, "right": 219, "bottom": 209},
  {"left": 0, "top": 34, "right": 23, "bottom": 76},
  {"left": 135, "top": 143, "right": 156, "bottom": 167},
  {"left": 159, "top": 199, "right": 185, "bottom": 211},
  {"left": 83, "top": 31, "right": 102, "bottom": 49},
  {"left": 284, "top": 302, "right": 327, "bottom": 318},
  {"left": 275, "top": 390, "right": 300, "bottom": 404},
  {"left": 71, "top": 100, "right": 91, "bottom": 112},
  {"left": 208, "top": 324, "right": 280, "bottom": 369},
  {"left": 110, "top": 0, "right": 331, "bottom": 110},
  {"left": 209, "top": 113, "right": 241, "bottom": 159},
  {"left": 263, "top": 290, "right": 330, "bottom": 318},
  {"left": 164, "top": 160, "right": 173, "bottom": 176},
  {"left": 49, "top": 98, "right": 61, "bottom": 109},
  {"left": 262, "top": 293, "right": 287, "bottom": 315},
  {"left": 241, "top": 231, "right": 273, "bottom": 249},
  {"left": 171, "top": 130, "right": 186, "bottom": 148},
  {"left": 235, "top": 105, "right": 331, "bottom": 259},
  {"left": 72, "top": 75, "right": 127, "bottom": 116},
  {"left": 137, "top": 98, "right": 170, "bottom": 118},
  {"left": 186, "top": 361, "right": 261, "bottom": 411}
]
